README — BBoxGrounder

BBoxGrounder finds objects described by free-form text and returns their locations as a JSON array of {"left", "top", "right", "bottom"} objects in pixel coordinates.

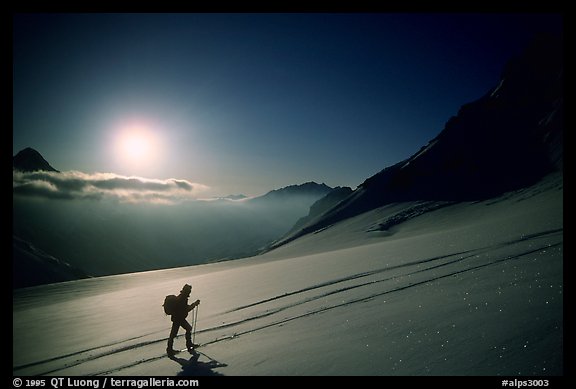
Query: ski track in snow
[{"left": 13, "top": 227, "right": 562, "bottom": 376}]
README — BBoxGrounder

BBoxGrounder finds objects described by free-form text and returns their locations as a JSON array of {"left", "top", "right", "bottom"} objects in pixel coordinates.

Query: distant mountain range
[
  {"left": 272, "top": 33, "right": 563, "bottom": 248},
  {"left": 248, "top": 182, "right": 333, "bottom": 206},
  {"left": 214, "top": 194, "right": 248, "bottom": 201},
  {"left": 251, "top": 182, "right": 332, "bottom": 200},
  {"left": 12, "top": 151, "right": 336, "bottom": 287}
]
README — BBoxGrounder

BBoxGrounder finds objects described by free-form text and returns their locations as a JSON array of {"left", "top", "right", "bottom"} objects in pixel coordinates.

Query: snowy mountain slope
[
  {"left": 278, "top": 34, "right": 563, "bottom": 248},
  {"left": 12, "top": 236, "right": 89, "bottom": 288},
  {"left": 12, "top": 173, "right": 562, "bottom": 376}
]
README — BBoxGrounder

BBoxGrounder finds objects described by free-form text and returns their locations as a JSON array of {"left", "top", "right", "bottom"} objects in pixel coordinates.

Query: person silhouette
[{"left": 166, "top": 284, "right": 200, "bottom": 356}]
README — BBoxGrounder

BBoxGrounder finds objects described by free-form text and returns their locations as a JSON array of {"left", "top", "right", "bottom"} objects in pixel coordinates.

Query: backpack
[{"left": 163, "top": 295, "right": 178, "bottom": 315}]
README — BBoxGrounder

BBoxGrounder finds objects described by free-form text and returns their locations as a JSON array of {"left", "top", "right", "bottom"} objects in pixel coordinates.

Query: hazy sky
[{"left": 13, "top": 13, "right": 562, "bottom": 197}]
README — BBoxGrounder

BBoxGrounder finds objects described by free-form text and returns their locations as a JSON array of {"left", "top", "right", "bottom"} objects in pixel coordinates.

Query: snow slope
[{"left": 12, "top": 174, "right": 562, "bottom": 376}]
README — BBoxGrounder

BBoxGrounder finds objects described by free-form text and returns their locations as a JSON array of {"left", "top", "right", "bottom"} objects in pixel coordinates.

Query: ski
[
  {"left": 179, "top": 344, "right": 201, "bottom": 353},
  {"left": 168, "top": 343, "right": 202, "bottom": 355}
]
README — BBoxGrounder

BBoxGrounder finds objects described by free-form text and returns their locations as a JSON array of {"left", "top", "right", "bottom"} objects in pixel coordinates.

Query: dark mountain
[
  {"left": 249, "top": 182, "right": 333, "bottom": 204},
  {"left": 13, "top": 235, "right": 89, "bottom": 289},
  {"left": 13, "top": 147, "right": 59, "bottom": 172},
  {"left": 276, "top": 34, "right": 563, "bottom": 246}
]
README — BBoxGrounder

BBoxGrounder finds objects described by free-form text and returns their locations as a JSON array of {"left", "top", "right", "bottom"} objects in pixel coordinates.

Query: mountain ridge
[
  {"left": 249, "top": 182, "right": 333, "bottom": 204},
  {"left": 271, "top": 33, "right": 563, "bottom": 249}
]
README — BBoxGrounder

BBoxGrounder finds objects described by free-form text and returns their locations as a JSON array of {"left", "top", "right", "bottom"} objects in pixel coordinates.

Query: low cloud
[{"left": 13, "top": 170, "right": 209, "bottom": 204}]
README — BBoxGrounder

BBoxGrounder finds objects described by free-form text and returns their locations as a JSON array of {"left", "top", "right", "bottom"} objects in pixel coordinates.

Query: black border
[{"left": 7, "top": 2, "right": 571, "bottom": 383}]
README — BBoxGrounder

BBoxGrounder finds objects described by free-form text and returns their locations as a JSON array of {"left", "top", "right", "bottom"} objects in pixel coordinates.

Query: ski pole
[{"left": 192, "top": 304, "right": 199, "bottom": 346}]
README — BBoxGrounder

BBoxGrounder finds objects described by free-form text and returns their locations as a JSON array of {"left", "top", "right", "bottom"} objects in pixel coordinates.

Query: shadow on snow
[{"left": 170, "top": 350, "right": 227, "bottom": 376}]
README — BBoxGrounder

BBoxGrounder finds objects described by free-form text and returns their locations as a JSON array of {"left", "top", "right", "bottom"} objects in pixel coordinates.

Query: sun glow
[
  {"left": 114, "top": 123, "right": 163, "bottom": 172},
  {"left": 120, "top": 128, "right": 152, "bottom": 160}
]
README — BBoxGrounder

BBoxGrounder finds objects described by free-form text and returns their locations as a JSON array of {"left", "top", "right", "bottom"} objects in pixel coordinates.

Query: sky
[{"left": 12, "top": 13, "right": 562, "bottom": 197}]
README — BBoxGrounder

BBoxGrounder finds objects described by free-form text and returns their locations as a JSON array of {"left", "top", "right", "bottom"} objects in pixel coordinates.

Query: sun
[
  {"left": 114, "top": 123, "right": 162, "bottom": 172},
  {"left": 120, "top": 129, "right": 151, "bottom": 160}
]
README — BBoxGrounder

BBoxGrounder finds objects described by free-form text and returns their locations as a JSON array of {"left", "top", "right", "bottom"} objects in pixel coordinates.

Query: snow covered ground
[{"left": 12, "top": 174, "right": 563, "bottom": 376}]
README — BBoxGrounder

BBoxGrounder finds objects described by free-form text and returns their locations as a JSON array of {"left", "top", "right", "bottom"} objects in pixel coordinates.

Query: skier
[{"left": 165, "top": 283, "right": 200, "bottom": 356}]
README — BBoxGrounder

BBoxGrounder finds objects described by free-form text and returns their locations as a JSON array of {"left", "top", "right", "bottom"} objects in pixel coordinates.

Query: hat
[{"left": 181, "top": 284, "right": 192, "bottom": 293}]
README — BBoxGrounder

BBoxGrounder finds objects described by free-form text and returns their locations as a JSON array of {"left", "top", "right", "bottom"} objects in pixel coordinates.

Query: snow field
[{"left": 13, "top": 176, "right": 562, "bottom": 375}]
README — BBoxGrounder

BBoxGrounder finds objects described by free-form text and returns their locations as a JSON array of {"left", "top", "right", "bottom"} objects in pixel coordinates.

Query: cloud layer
[{"left": 13, "top": 171, "right": 209, "bottom": 203}]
